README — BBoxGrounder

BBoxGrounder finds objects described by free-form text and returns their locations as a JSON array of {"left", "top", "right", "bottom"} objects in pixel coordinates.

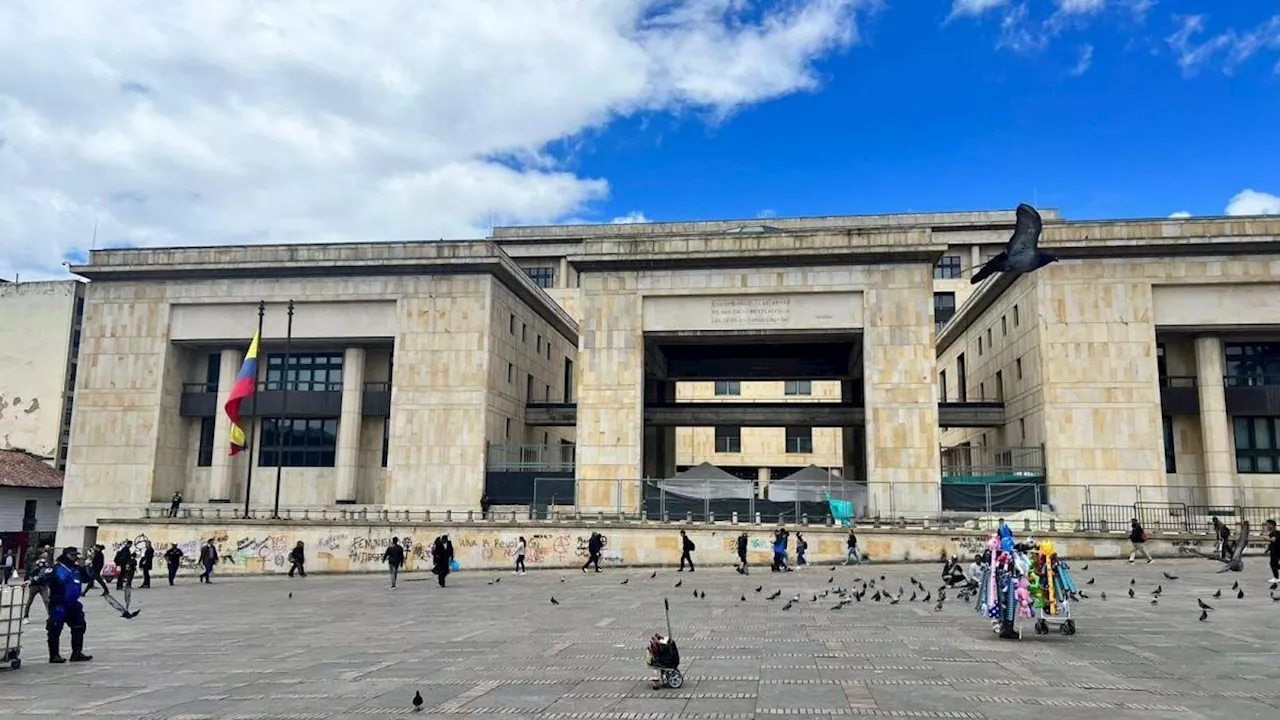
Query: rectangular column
[
  {"left": 575, "top": 288, "right": 643, "bottom": 513},
  {"left": 335, "top": 347, "right": 366, "bottom": 504},
  {"left": 208, "top": 348, "right": 243, "bottom": 502},
  {"left": 863, "top": 275, "right": 941, "bottom": 518},
  {"left": 1195, "top": 335, "right": 1236, "bottom": 507}
]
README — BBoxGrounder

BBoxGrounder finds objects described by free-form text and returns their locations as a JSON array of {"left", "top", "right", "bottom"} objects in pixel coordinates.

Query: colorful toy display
[{"left": 973, "top": 534, "right": 1077, "bottom": 639}]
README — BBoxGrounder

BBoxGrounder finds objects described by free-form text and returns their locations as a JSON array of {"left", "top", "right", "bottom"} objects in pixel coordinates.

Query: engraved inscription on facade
[{"left": 709, "top": 297, "right": 792, "bottom": 326}]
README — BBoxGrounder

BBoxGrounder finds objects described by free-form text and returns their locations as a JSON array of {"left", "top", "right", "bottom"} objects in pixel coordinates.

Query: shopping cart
[
  {"left": 1, "top": 582, "right": 27, "bottom": 670},
  {"left": 646, "top": 598, "right": 684, "bottom": 689}
]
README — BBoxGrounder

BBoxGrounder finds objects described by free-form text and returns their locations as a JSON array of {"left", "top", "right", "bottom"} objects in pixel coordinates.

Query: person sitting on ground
[{"left": 942, "top": 556, "right": 967, "bottom": 587}]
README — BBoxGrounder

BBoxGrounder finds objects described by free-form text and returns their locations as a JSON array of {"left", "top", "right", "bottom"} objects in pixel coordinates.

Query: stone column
[
  {"left": 335, "top": 347, "right": 366, "bottom": 504},
  {"left": 863, "top": 272, "right": 941, "bottom": 518},
  {"left": 208, "top": 348, "right": 243, "bottom": 502},
  {"left": 1195, "top": 335, "right": 1236, "bottom": 507}
]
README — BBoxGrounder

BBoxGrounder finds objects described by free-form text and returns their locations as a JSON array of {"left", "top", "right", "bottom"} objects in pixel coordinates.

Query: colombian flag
[{"left": 224, "top": 332, "right": 261, "bottom": 456}]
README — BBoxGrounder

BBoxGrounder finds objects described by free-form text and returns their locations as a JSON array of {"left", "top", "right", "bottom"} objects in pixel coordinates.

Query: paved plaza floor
[{"left": 3, "top": 556, "right": 1280, "bottom": 719}]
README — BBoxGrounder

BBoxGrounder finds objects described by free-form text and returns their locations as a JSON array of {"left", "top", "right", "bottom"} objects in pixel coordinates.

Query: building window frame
[
  {"left": 934, "top": 292, "right": 957, "bottom": 329},
  {"left": 259, "top": 417, "right": 339, "bottom": 468},
  {"left": 523, "top": 266, "right": 555, "bottom": 289},
  {"left": 784, "top": 380, "right": 812, "bottom": 396},
  {"left": 939, "top": 370, "right": 948, "bottom": 402},
  {"left": 714, "top": 426, "right": 741, "bottom": 453},
  {"left": 265, "top": 352, "right": 343, "bottom": 392},
  {"left": 197, "top": 417, "right": 216, "bottom": 467},
  {"left": 784, "top": 426, "right": 814, "bottom": 454},
  {"left": 381, "top": 418, "right": 389, "bottom": 468},
  {"left": 934, "top": 255, "right": 962, "bottom": 279},
  {"left": 1234, "top": 416, "right": 1280, "bottom": 474},
  {"left": 1163, "top": 416, "right": 1176, "bottom": 473},
  {"left": 714, "top": 380, "right": 741, "bottom": 396}
]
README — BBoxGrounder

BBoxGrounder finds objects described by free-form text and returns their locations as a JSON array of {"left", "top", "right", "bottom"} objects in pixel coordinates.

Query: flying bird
[
  {"left": 1232, "top": 581, "right": 1239, "bottom": 590},
  {"left": 767, "top": 590, "right": 782, "bottom": 600},
  {"left": 413, "top": 691, "right": 424, "bottom": 712},
  {"left": 970, "top": 204, "right": 1057, "bottom": 284}
]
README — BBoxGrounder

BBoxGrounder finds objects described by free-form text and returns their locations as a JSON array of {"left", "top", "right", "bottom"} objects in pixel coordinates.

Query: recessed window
[
  {"left": 934, "top": 292, "right": 956, "bottom": 329},
  {"left": 1225, "top": 343, "right": 1280, "bottom": 386},
  {"left": 784, "top": 380, "right": 812, "bottom": 396},
  {"left": 1019, "top": 418, "right": 1026, "bottom": 443},
  {"left": 536, "top": 335, "right": 543, "bottom": 353},
  {"left": 986, "top": 328, "right": 993, "bottom": 348},
  {"left": 197, "top": 417, "right": 216, "bottom": 467},
  {"left": 523, "top": 266, "right": 555, "bottom": 288},
  {"left": 1001, "top": 315, "right": 1008, "bottom": 336},
  {"left": 785, "top": 427, "right": 814, "bottom": 454},
  {"left": 934, "top": 255, "right": 962, "bottom": 279},
  {"left": 526, "top": 373, "right": 534, "bottom": 400},
  {"left": 1016, "top": 357, "right": 1023, "bottom": 381},
  {"left": 259, "top": 418, "right": 338, "bottom": 467},
  {"left": 509, "top": 314, "right": 516, "bottom": 335},
  {"left": 265, "top": 353, "right": 343, "bottom": 392},
  {"left": 381, "top": 419, "right": 389, "bottom": 468},
  {"left": 505, "top": 418, "right": 512, "bottom": 440},
  {"left": 714, "top": 380, "right": 741, "bottom": 396},
  {"left": 1013, "top": 305, "right": 1020, "bottom": 327},
  {"left": 205, "top": 353, "right": 222, "bottom": 391},
  {"left": 522, "top": 323, "right": 527, "bottom": 342},
  {"left": 1163, "top": 416, "right": 1176, "bottom": 473},
  {"left": 1234, "top": 416, "right": 1280, "bottom": 473},
  {"left": 507, "top": 363, "right": 514, "bottom": 383},
  {"left": 714, "top": 426, "right": 741, "bottom": 453},
  {"left": 939, "top": 370, "right": 948, "bottom": 402},
  {"left": 978, "top": 337, "right": 983, "bottom": 356}
]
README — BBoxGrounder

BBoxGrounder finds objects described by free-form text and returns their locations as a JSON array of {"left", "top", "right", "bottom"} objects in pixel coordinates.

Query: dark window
[
  {"left": 1019, "top": 418, "right": 1026, "bottom": 442},
  {"left": 714, "top": 380, "right": 741, "bottom": 396},
  {"left": 509, "top": 313, "right": 516, "bottom": 334},
  {"left": 1225, "top": 343, "right": 1280, "bottom": 385},
  {"left": 206, "top": 353, "right": 222, "bottom": 390},
  {"left": 714, "top": 426, "right": 741, "bottom": 453},
  {"left": 65, "top": 363, "right": 77, "bottom": 393},
  {"left": 563, "top": 358, "right": 574, "bottom": 403},
  {"left": 71, "top": 329, "right": 81, "bottom": 360},
  {"left": 74, "top": 296, "right": 85, "bottom": 320},
  {"left": 545, "top": 383, "right": 551, "bottom": 402},
  {"left": 381, "top": 419, "right": 389, "bottom": 468},
  {"left": 526, "top": 373, "right": 534, "bottom": 400},
  {"left": 61, "top": 398, "right": 74, "bottom": 430},
  {"left": 980, "top": 382, "right": 986, "bottom": 399},
  {"left": 1156, "top": 343, "right": 1167, "bottom": 381},
  {"left": 1234, "top": 416, "right": 1280, "bottom": 474},
  {"left": 939, "top": 370, "right": 948, "bottom": 402},
  {"left": 536, "top": 335, "right": 543, "bottom": 353},
  {"left": 1163, "top": 416, "right": 1176, "bottom": 473},
  {"left": 265, "top": 353, "right": 342, "bottom": 392},
  {"left": 259, "top": 418, "right": 338, "bottom": 467},
  {"left": 521, "top": 323, "right": 527, "bottom": 342},
  {"left": 1001, "top": 315, "right": 1008, "bottom": 336},
  {"left": 1016, "top": 357, "right": 1023, "bottom": 381},
  {"left": 785, "top": 427, "right": 813, "bottom": 454},
  {"left": 784, "top": 380, "right": 811, "bottom": 396},
  {"left": 1013, "top": 305, "right": 1020, "bottom": 327},
  {"left": 197, "top": 417, "right": 216, "bottom": 467},
  {"left": 994, "top": 370, "right": 1004, "bottom": 402},
  {"left": 507, "top": 363, "right": 514, "bottom": 383},
  {"left": 977, "top": 336, "right": 983, "bottom": 356},
  {"left": 934, "top": 292, "right": 956, "bottom": 328},
  {"left": 524, "top": 267, "right": 555, "bottom": 288},
  {"left": 956, "top": 353, "right": 967, "bottom": 402},
  {"left": 504, "top": 418, "right": 512, "bottom": 440},
  {"left": 22, "top": 500, "right": 37, "bottom": 532},
  {"left": 986, "top": 327, "right": 993, "bottom": 348},
  {"left": 934, "top": 255, "right": 962, "bottom": 279}
]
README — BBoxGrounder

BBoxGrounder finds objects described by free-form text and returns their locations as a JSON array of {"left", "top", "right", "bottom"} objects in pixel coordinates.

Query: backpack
[
  {"left": 688, "top": 540, "right": 696, "bottom": 551},
  {"left": 28, "top": 563, "right": 55, "bottom": 589}
]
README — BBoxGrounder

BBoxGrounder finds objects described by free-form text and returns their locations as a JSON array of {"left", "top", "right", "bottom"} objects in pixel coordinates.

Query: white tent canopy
[
  {"left": 657, "top": 463, "right": 754, "bottom": 500},
  {"left": 768, "top": 465, "right": 868, "bottom": 510}
]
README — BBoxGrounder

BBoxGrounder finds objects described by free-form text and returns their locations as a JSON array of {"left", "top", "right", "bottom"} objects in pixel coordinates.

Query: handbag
[{"left": 449, "top": 559, "right": 460, "bottom": 572}]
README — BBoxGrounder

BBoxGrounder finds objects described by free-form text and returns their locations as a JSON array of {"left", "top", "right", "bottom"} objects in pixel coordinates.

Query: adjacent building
[{"left": 52, "top": 209, "right": 1280, "bottom": 546}]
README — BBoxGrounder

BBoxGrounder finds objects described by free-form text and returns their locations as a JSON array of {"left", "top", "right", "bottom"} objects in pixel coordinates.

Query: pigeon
[
  {"left": 741, "top": 595, "right": 747, "bottom": 602},
  {"left": 1150, "top": 598, "right": 1158, "bottom": 606},
  {"left": 693, "top": 589, "right": 698, "bottom": 598},
  {"left": 1100, "top": 592, "right": 1107, "bottom": 601},
  {"left": 812, "top": 594, "right": 818, "bottom": 602},
  {"left": 872, "top": 590, "right": 883, "bottom": 602},
  {"left": 494, "top": 578, "right": 500, "bottom": 584},
  {"left": 923, "top": 592, "right": 931, "bottom": 602},
  {"left": 828, "top": 576, "right": 834, "bottom": 584},
  {"left": 621, "top": 578, "right": 628, "bottom": 585},
  {"left": 1232, "top": 581, "right": 1239, "bottom": 590},
  {"left": 674, "top": 580, "right": 682, "bottom": 588},
  {"left": 880, "top": 575, "right": 886, "bottom": 581},
  {"left": 1162, "top": 572, "right": 1178, "bottom": 580},
  {"left": 782, "top": 600, "right": 794, "bottom": 611},
  {"left": 413, "top": 691, "right": 424, "bottom": 712},
  {"left": 1128, "top": 588, "right": 1135, "bottom": 598},
  {"left": 1081, "top": 564, "right": 1089, "bottom": 571},
  {"left": 1199, "top": 609, "right": 1209, "bottom": 622},
  {"left": 700, "top": 591, "right": 706, "bottom": 599},
  {"left": 1130, "top": 578, "right": 1136, "bottom": 586},
  {"left": 910, "top": 576, "right": 918, "bottom": 586},
  {"left": 550, "top": 597, "right": 559, "bottom": 605},
  {"left": 650, "top": 571, "right": 657, "bottom": 579},
  {"left": 1153, "top": 585, "right": 1163, "bottom": 596},
  {"left": 889, "top": 595, "right": 901, "bottom": 605},
  {"left": 1078, "top": 592, "right": 1089, "bottom": 600},
  {"left": 288, "top": 592, "right": 293, "bottom": 599},
  {"left": 1086, "top": 578, "right": 1095, "bottom": 585},
  {"left": 934, "top": 599, "right": 944, "bottom": 612},
  {"left": 910, "top": 592, "right": 917, "bottom": 602},
  {"left": 970, "top": 204, "right": 1057, "bottom": 284},
  {"left": 1271, "top": 593, "right": 1280, "bottom": 603},
  {"left": 1213, "top": 589, "right": 1222, "bottom": 598},
  {"left": 1198, "top": 599, "right": 1214, "bottom": 611},
  {"left": 1238, "top": 589, "right": 1245, "bottom": 599},
  {"left": 767, "top": 590, "right": 782, "bottom": 600},
  {"left": 755, "top": 585, "right": 763, "bottom": 593}
]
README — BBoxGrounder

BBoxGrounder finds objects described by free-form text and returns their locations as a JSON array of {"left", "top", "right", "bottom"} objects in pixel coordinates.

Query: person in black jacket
[
  {"left": 431, "top": 535, "right": 454, "bottom": 587},
  {"left": 1128, "top": 519, "right": 1152, "bottom": 563},
  {"left": 582, "top": 532, "right": 603, "bottom": 573},
  {"left": 382, "top": 537, "right": 406, "bottom": 589},
  {"left": 1266, "top": 519, "right": 1279, "bottom": 587},
  {"left": 113, "top": 540, "right": 136, "bottom": 590},
  {"left": 288, "top": 541, "right": 307, "bottom": 578},
  {"left": 138, "top": 541, "right": 154, "bottom": 588},
  {"left": 735, "top": 532, "right": 749, "bottom": 575},
  {"left": 164, "top": 544, "right": 184, "bottom": 586},
  {"left": 89, "top": 545, "right": 110, "bottom": 595},
  {"left": 678, "top": 530, "right": 695, "bottom": 572},
  {"left": 1213, "top": 518, "right": 1233, "bottom": 561},
  {"left": 198, "top": 540, "right": 218, "bottom": 583},
  {"left": 44, "top": 547, "right": 94, "bottom": 663}
]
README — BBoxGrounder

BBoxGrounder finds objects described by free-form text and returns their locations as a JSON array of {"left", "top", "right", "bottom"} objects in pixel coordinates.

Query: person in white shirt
[{"left": 514, "top": 537, "right": 527, "bottom": 575}]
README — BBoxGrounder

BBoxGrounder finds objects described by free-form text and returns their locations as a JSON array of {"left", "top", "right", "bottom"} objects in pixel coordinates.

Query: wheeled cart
[
  {"left": 0, "top": 582, "right": 27, "bottom": 670},
  {"left": 647, "top": 598, "right": 685, "bottom": 689}
]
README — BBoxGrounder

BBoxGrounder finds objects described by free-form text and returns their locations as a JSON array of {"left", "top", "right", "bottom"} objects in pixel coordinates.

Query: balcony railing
[
  {"left": 179, "top": 380, "right": 392, "bottom": 417},
  {"left": 1225, "top": 374, "right": 1280, "bottom": 387},
  {"left": 486, "top": 443, "right": 575, "bottom": 472},
  {"left": 1159, "top": 375, "right": 1199, "bottom": 415},
  {"left": 1224, "top": 374, "right": 1280, "bottom": 415},
  {"left": 940, "top": 444, "right": 1046, "bottom": 482}
]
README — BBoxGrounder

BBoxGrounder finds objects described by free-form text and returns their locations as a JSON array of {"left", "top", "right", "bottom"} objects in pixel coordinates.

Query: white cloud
[
  {"left": 1226, "top": 189, "right": 1280, "bottom": 216},
  {"left": 1055, "top": 0, "right": 1105, "bottom": 15},
  {"left": 610, "top": 211, "right": 652, "bottom": 224},
  {"left": 1167, "top": 13, "right": 1280, "bottom": 76},
  {"left": 1168, "top": 211, "right": 1191, "bottom": 218},
  {"left": 1069, "top": 44, "right": 1095, "bottom": 75},
  {"left": 947, "top": 0, "right": 1008, "bottom": 20},
  {"left": 0, "top": 0, "right": 871, "bottom": 280}
]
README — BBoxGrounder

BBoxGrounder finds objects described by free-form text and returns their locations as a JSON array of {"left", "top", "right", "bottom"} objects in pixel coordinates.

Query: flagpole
[
  {"left": 243, "top": 300, "right": 265, "bottom": 520},
  {"left": 272, "top": 300, "right": 294, "bottom": 520}
]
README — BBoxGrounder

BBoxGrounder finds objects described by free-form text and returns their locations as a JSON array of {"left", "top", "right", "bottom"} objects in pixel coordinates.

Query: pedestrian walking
[
  {"left": 678, "top": 530, "right": 695, "bottom": 572},
  {"left": 164, "top": 543, "right": 183, "bottom": 585},
  {"left": 198, "top": 539, "right": 218, "bottom": 583},
  {"left": 735, "top": 532, "right": 749, "bottom": 575},
  {"left": 1128, "top": 518, "right": 1153, "bottom": 563},
  {"left": 795, "top": 532, "right": 808, "bottom": 568},
  {"left": 431, "top": 535, "right": 454, "bottom": 587},
  {"left": 843, "top": 530, "right": 861, "bottom": 565},
  {"left": 288, "top": 541, "right": 307, "bottom": 578},
  {"left": 22, "top": 542, "right": 54, "bottom": 622},
  {"left": 169, "top": 491, "right": 183, "bottom": 518},
  {"left": 383, "top": 537, "right": 405, "bottom": 588},
  {"left": 138, "top": 540, "right": 154, "bottom": 588},
  {"left": 1266, "top": 519, "right": 1279, "bottom": 587},
  {"left": 581, "top": 532, "right": 603, "bottom": 573},
  {"left": 2, "top": 549, "right": 14, "bottom": 584},
  {"left": 514, "top": 536, "right": 527, "bottom": 575},
  {"left": 1213, "top": 518, "right": 1232, "bottom": 561},
  {"left": 89, "top": 545, "right": 110, "bottom": 595},
  {"left": 113, "top": 540, "right": 136, "bottom": 590},
  {"left": 45, "top": 546, "right": 93, "bottom": 664}
]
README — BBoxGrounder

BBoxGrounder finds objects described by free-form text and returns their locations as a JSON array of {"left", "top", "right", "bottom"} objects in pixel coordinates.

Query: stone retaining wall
[{"left": 92, "top": 520, "right": 1233, "bottom": 576}]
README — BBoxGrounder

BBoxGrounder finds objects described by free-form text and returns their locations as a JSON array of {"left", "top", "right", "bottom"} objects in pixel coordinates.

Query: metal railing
[
  {"left": 1225, "top": 374, "right": 1280, "bottom": 387},
  {"left": 940, "top": 444, "right": 1045, "bottom": 480},
  {"left": 1159, "top": 375, "right": 1197, "bottom": 388},
  {"left": 181, "top": 380, "right": 344, "bottom": 394},
  {"left": 486, "top": 444, "right": 575, "bottom": 472}
]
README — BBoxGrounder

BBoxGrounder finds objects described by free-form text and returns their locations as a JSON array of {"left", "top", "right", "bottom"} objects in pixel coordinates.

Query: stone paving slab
[{"left": 2, "top": 558, "right": 1277, "bottom": 718}]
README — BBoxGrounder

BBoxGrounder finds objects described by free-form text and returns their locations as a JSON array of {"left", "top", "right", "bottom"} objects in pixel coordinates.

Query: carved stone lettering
[{"left": 709, "top": 297, "right": 792, "bottom": 326}]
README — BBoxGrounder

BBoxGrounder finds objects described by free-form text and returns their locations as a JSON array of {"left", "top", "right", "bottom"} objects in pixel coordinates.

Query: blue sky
[
  {"left": 1, "top": 1, "right": 1278, "bottom": 280},
  {"left": 581, "top": 2, "right": 1280, "bottom": 223}
]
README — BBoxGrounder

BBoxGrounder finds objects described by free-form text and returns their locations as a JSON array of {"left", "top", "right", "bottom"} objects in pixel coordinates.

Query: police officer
[{"left": 45, "top": 546, "right": 93, "bottom": 664}]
